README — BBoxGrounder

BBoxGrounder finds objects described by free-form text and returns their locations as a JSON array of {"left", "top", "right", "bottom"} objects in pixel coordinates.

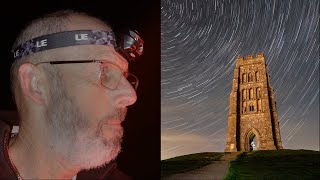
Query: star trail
[{"left": 161, "top": 0, "right": 319, "bottom": 159}]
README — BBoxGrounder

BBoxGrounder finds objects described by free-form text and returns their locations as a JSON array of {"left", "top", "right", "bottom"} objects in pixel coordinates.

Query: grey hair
[{"left": 10, "top": 10, "right": 104, "bottom": 113}]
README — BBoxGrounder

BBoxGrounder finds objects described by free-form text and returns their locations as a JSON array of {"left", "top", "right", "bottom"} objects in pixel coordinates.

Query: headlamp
[
  {"left": 115, "top": 30, "right": 144, "bottom": 61},
  {"left": 12, "top": 29, "right": 144, "bottom": 61}
]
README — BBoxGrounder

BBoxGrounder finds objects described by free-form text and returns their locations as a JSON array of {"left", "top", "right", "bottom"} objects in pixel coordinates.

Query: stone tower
[{"left": 225, "top": 53, "right": 283, "bottom": 152}]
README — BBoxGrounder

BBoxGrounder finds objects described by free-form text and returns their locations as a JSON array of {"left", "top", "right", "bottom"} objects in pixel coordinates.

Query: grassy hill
[
  {"left": 161, "top": 149, "right": 320, "bottom": 179},
  {"left": 226, "top": 149, "right": 320, "bottom": 180},
  {"left": 161, "top": 152, "right": 223, "bottom": 178}
]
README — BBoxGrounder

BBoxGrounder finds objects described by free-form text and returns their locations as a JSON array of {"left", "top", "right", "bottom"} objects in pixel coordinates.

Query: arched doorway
[
  {"left": 249, "top": 133, "right": 257, "bottom": 151},
  {"left": 244, "top": 128, "right": 260, "bottom": 151}
]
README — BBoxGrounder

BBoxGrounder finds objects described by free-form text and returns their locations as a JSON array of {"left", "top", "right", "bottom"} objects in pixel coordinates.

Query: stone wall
[{"left": 225, "top": 53, "right": 283, "bottom": 152}]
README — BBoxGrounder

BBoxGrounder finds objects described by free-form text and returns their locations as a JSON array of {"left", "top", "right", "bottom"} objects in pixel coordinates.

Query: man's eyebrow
[
  {"left": 97, "top": 54, "right": 128, "bottom": 71},
  {"left": 100, "top": 60, "right": 128, "bottom": 73}
]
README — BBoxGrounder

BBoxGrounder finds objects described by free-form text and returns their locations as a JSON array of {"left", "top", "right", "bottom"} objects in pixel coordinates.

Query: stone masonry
[{"left": 225, "top": 53, "right": 283, "bottom": 152}]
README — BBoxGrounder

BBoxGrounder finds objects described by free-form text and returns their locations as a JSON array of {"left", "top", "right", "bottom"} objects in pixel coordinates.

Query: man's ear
[{"left": 18, "top": 63, "right": 46, "bottom": 105}]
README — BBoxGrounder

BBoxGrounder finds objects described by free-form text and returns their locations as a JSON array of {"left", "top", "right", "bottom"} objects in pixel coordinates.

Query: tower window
[
  {"left": 242, "top": 89, "right": 246, "bottom": 100},
  {"left": 256, "top": 87, "right": 261, "bottom": 99},
  {"left": 242, "top": 73, "right": 246, "bottom": 83},
  {"left": 248, "top": 72, "right": 253, "bottom": 82},
  {"left": 249, "top": 88, "right": 254, "bottom": 99},
  {"left": 258, "top": 99, "right": 262, "bottom": 112},
  {"left": 242, "top": 102, "right": 246, "bottom": 113},
  {"left": 255, "top": 71, "right": 260, "bottom": 81},
  {"left": 249, "top": 104, "right": 255, "bottom": 112}
]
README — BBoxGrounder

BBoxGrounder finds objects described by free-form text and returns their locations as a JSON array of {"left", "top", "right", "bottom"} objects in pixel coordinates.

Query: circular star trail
[{"left": 161, "top": 0, "right": 319, "bottom": 159}]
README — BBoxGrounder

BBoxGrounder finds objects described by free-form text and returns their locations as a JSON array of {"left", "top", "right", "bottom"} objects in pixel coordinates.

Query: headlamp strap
[{"left": 12, "top": 30, "right": 116, "bottom": 60}]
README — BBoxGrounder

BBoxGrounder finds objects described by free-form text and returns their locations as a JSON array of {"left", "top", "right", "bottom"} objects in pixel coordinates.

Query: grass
[
  {"left": 161, "top": 152, "right": 223, "bottom": 178},
  {"left": 225, "top": 149, "right": 320, "bottom": 180}
]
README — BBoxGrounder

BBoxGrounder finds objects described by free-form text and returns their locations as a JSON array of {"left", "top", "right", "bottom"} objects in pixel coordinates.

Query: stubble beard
[{"left": 45, "top": 78, "right": 126, "bottom": 170}]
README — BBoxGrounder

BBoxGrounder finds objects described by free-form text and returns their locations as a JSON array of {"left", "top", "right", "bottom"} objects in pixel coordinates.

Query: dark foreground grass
[
  {"left": 225, "top": 149, "right": 320, "bottom": 180},
  {"left": 161, "top": 152, "right": 223, "bottom": 178}
]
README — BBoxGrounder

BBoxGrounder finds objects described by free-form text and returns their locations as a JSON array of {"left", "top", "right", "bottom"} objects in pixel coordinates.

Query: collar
[{"left": 0, "top": 120, "right": 21, "bottom": 180}]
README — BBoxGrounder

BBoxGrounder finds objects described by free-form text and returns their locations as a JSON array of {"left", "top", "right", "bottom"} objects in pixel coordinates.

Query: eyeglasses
[{"left": 35, "top": 60, "right": 139, "bottom": 90}]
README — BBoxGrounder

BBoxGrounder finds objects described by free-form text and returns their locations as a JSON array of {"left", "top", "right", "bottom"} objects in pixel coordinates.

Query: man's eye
[
  {"left": 103, "top": 67, "right": 117, "bottom": 80},
  {"left": 102, "top": 66, "right": 122, "bottom": 89},
  {"left": 103, "top": 70, "right": 110, "bottom": 81}
]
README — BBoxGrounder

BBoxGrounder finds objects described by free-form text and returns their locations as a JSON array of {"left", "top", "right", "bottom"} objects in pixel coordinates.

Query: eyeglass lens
[{"left": 101, "top": 64, "right": 139, "bottom": 90}]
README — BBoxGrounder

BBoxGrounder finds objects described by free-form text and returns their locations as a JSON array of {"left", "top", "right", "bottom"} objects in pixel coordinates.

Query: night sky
[{"left": 161, "top": 0, "right": 319, "bottom": 160}]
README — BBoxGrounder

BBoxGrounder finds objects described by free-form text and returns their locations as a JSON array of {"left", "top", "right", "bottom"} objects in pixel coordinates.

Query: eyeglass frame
[{"left": 33, "top": 60, "right": 139, "bottom": 90}]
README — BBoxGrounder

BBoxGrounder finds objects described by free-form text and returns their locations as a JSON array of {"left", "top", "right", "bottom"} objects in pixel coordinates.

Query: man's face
[{"left": 45, "top": 45, "right": 137, "bottom": 170}]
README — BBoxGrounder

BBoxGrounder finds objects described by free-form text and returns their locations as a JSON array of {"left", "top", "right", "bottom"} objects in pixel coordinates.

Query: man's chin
[
  {"left": 74, "top": 125, "right": 123, "bottom": 170},
  {"left": 100, "top": 124, "right": 124, "bottom": 144},
  {"left": 93, "top": 145, "right": 121, "bottom": 169},
  {"left": 80, "top": 140, "right": 122, "bottom": 170}
]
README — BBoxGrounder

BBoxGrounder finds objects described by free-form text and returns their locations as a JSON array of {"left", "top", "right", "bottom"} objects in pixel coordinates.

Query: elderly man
[{"left": 0, "top": 10, "right": 143, "bottom": 179}]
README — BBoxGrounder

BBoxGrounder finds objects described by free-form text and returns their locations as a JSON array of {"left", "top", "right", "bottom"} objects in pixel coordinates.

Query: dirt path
[{"left": 163, "top": 152, "right": 242, "bottom": 180}]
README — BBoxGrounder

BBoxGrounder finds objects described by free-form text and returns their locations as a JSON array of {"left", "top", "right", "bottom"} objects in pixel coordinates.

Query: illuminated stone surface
[{"left": 225, "top": 53, "right": 283, "bottom": 152}]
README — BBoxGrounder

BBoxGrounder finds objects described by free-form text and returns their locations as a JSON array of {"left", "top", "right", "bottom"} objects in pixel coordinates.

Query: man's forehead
[
  {"left": 54, "top": 45, "right": 128, "bottom": 70},
  {"left": 54, "top": 15, "right": 128, "bottom": 69},
  {"left": 94, "top": 46, "right": 129, "bottom": 71}
]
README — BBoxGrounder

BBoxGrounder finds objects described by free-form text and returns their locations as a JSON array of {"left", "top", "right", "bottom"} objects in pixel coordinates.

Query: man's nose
[{"left": 114, "top": 76, "right": 137, "bottom": 108}]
